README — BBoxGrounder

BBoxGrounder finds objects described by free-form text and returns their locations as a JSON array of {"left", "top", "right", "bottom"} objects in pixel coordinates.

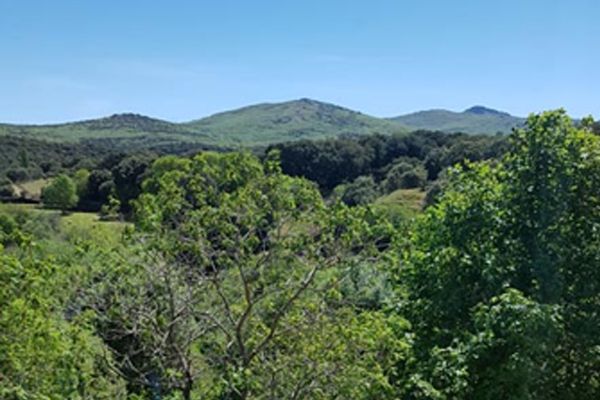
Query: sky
[{"left": 0, "top": 0, "right": 598, "bottom": 123}]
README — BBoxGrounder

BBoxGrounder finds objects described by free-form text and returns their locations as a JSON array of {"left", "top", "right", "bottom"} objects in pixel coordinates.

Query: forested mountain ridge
[
  {"left": 181, "top": 98, "right": 408, "bottom": 145},
  {"left": 0, "top": 99, "right": 524, "bottom": 147},
  {"left": 0, "top": 99, "right": 407, "bottom": 146},
  {"left": 391, "top": 105, "right": 525, "bottom": 134}
]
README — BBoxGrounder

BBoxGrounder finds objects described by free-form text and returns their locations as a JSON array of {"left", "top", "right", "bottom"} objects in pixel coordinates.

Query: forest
[{"left": 0, "top": 110, "right": 599, "bottom": 399}]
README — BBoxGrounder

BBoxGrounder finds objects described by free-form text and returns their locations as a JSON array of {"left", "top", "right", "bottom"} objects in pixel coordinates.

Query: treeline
[
  {"left": 6, "top": 129, "right": 509, "bottom": 216},
  {"left": 271, "top": 131, "right": 508, "bottom": 204},
  {"left": 0, "top": 134, "right": 223, "bottom": 205},
  {"left": 0, "top": 135, "right": 110, "bottom": 189},
  {"left": 73, "top": 131, "right": 507, "bottom": 215},
  {"left": 1, "top": 110, "right": 598, "bottom": 399}
]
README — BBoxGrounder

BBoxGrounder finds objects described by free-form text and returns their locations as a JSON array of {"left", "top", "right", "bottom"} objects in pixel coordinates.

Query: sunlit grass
[{"left": 373, "top": 188, "right": 425, "bottom": 219}]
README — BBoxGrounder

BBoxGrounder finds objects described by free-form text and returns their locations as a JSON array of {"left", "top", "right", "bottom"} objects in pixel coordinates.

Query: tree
[
  {"left": 384, "top": 162, "right": 427, "bottom": 192},
  {"left": 73, "top": 168, "right": 91, "bottom": 199},
  {"left": 0, "top": 177, "right": 15, "bottom": 199},
  {"left": 41, "top": 174, "right": 79, "bottom": 212},
  {"left": 111, "top": 154, "right": 154, "bottom": 215},
  {"left": 0, "top": 213, "right": 17, "bottom": 245},
  {"left": 335, "top": 175, "right": 380, "bottom": 206},
  {"left": 6, "top": 167, "right": 28, "bottom": 183},
  {"left": 79, "top": 169, "right": 115, "bottom": 211},
  {"left": 401, "top": 110, "right": 600, "bottom": 399},
  {"left": 0, "top": 246, "right": 126, "bottom": 399},
  {"left": 97, "top": 151, "right": 404, "bottom": 400}
]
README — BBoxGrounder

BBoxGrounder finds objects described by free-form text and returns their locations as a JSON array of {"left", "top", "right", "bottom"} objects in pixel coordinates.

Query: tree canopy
[
  {"left": 0, "top": 110, "right": 598, "bottom": 399},
  {"left": 400, "top": 110, "right": 600, "bottom": 398},
  {"left": 41, "top": 174, "right": 79, "bottom": 212}
]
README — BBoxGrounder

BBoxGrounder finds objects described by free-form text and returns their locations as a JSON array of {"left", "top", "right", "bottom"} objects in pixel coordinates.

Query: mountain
[
  {"left": 0, "top": 113, "right": 203, "bottom": 143},
  {"left": 183, "top": 98, "right": 407, "bottom": 145},
  {"left": 0, "top": 100, "right": 524, "bottom": 149},
  {"left": 391, "top": 105, "right": 525, "bottom": 134},
  {"left": 0, "top": 99, "right": 408, "bottom": 147}
]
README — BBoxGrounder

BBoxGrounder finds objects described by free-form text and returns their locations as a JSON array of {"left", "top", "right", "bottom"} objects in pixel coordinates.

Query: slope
[{"left": 391, "top": 105, "right": 525, "bottom": 135}]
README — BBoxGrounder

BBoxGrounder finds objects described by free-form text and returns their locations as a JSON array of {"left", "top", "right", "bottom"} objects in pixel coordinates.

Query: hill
[
  {"left": 0, "top": 101, "right": 526, "bottom": 146},
  {"left": 391, "top": 105, "right": 525, "bottom": 134},
  {"left": 183, "top": 98, "right": 408, "bottom": 145},
  {"left": 0, "top": 99, "right": 408, "bottom": 147},
  {"left": 0, "top": 113, "right": 204, "bottom": 144}
]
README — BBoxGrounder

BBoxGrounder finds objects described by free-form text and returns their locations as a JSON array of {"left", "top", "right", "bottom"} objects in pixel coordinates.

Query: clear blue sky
[{"left": 0, "top": 0, "right": 598, "bottom": 123}]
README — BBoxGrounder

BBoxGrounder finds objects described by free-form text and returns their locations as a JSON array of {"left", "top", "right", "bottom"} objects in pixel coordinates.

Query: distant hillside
[
  {"left": 391, "top": 106, "right": 525, "bottom": 134},
  {"left": 0, "top": 100, "right": 527, "bottom": 148},
  {"left": 183, "top": 98, "right": 407, "bottom": 145},
  {"left": 0, "top": 99, "right": 408, "bottom": 147},
  {"left": 0, "top": 113, "right": 204, "bottom": 145}
]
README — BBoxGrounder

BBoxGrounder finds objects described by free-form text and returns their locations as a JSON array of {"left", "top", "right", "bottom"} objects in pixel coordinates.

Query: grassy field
[
  {"left": 12, "top": 178, "right": 49, "bottom": 201},
  {"left": 0, "top": 203, "right": 128, "bottom": 248},
  {"left": 60, "top": 212, "right": 129, "bottom": 247},
  {"left": 374, "top": 188, "right": 425, "bottom": 219}
]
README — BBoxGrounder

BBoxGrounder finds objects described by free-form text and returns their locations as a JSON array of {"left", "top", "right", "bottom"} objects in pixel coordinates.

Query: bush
[
  {"left": 0, "top": 178, "right": 16, "bottom": 199},
  {"left": 399, "top": 166, "right": 427, "bottom": 189},
  {"left": 0, "top": 213, "right": 17, "bottom": 244},
  {"left": 383, "top": 158, "right": 427, "bottom": 192},
  {"left": 6, "top": 168, "right": 28, "bottom": 183},
  {"left": 335, "top": 175, "right": 380, "bottom": 206},
  {"left": 41, "top": 174, "right": 79, "bottom": 212}
]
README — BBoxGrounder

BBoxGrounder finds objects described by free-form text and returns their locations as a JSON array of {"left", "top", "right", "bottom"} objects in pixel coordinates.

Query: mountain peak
[
  {"left": 76, "top": 112, "right": 177, "bottom": 132},
  {"left": 105, "top": 113, "right": 156, "bottom": 123},
  {"left": 463, "top": 105, "right": 509, "bottom": 116},
  {"left": 392, "top": 105, "right": 523, "bottom": 134},
  {"left": 296, "top": 97, "right": 318, "bottom": 104}
]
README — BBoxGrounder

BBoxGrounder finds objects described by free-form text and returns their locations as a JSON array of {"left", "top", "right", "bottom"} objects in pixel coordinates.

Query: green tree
[
  {"left": 98, "top": 151, "right": 405, "bottom": 400},
  {"left": 111, "top": 154, "right": 154, "bottom": 215},
  {"left": 0, "top": 177, "right": 15, "bottom": 199},
  {"left": 334, "top": 175, "right": 380, "bottom": 206},
  {"left": 0, "top": 248, "right": 126, "bottom": 399},
  {"left": 401, "top": 110, "right": 600, "bottom": 399},
  {"left": 73, "top": 168, "right": 91, "bottom": 199},
  {"left": 41, "top": 174, "right": 79, "bottom": 212}
]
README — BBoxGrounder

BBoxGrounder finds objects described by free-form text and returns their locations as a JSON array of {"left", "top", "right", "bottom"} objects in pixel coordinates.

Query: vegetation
[
  {"left": 0, "top": 110, "right": 598, "bottom": 399},
  {"left": 41, "top": 174, "right": 79, "bottom": 212},
  {"left": 374, "top": 188, "right": 425, "bottom": 219},
  {"left": 400, "top": 110, "right": 600, "bottom": 398},
  {"left": 182, "top": 98, "right": 408, "bottom": 145},
  {"left": 1, "top": 100, "right": 522, "bottom": 152},
  {"left": 272, "top": 130, "right": 507, "bottom": 202},
  {"left": 392, "top": 105, "right": 525, "bottom": 134},
  {"left": 0, "top": 100, "right": 406, "bottom": 147}
]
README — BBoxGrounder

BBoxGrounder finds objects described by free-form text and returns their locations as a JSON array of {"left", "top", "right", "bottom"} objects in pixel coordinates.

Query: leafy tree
[
  {"left": 6, "top": 167, "right": 28, "bottom": 183},
  {"left": 97, "top": 151, "right": 404, "bottom": 399},
  {"left": 79, "top": 169, "right": 115, "bottom": 211},
  {"left": 384, "top": 161, "right": 427, "bottom": 192},
  {"left": 0, "top": 213, "right": 17, "bottom": 245},
  {"left": 0, "top": 247, "right": 126, "bottom": 399},
  {"left": 400, "top": 110, "right": 600, "bottom": 398},
  {"left": 111, "top": 154, "right": 154, "bottom": 215},
  {"left": 99, "top": 195, "right": 121, "bottom": 221},
  {"left": 41, "top": 174, "right": 79, "bottom": 212},
  {"left": 335, "top": 175, "right": 380, "bottom": 206},
  {"left": 0, "top": 177, "right": 15, "bottom": 199},
  {"left": 73, "top": 168, "right": 91, "bottom": 199}
]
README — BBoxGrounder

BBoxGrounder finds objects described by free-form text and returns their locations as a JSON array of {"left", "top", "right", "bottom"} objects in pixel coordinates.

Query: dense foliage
[
  {"left": 0, "top": 110, "right": 598, "bottom": 399},
  {"left": 41, "top": 174, "right": 79, "bottom": 212},
  {"left": 400, "top": 110, "right": 600, "bottom": 398},
  {"left": 271, "top": 131, "right": 507, "bottom": 200}
]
